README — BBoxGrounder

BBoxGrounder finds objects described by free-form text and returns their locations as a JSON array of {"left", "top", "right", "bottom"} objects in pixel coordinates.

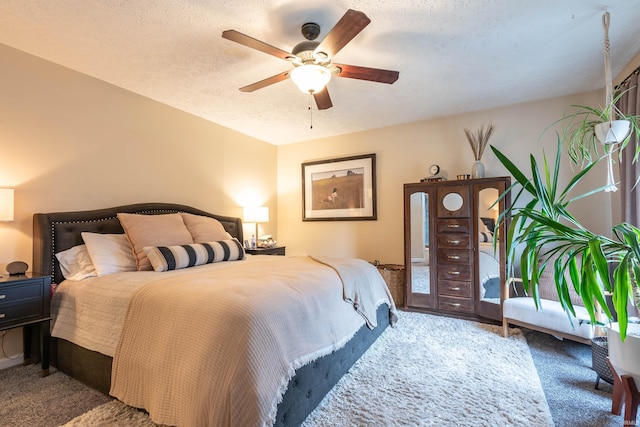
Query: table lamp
[
  {"left": 0, "top": 188, "right": 14, "bottom": 222},
  {"left": 243, "top": 206, "right": 269, "bottom": 248}
]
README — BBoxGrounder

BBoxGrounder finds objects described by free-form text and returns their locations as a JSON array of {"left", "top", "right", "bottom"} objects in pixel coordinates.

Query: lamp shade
[
  {"left": 243, "top": 206, "right": 269, "bottom": 223},
  {"left": 0, "top": 188, "right": 14, "bottom": 222},
  {"left": 290, "top": 64, "right": 331, "bottom": 94}
]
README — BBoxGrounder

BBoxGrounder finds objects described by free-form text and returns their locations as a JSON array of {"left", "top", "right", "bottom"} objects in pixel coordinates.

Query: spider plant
[
  {"left": 548, "top": 90, "right": 640, "bottom": 167},
  {"left": 491, "top": 140, "right": 640, "bottom": 340}
]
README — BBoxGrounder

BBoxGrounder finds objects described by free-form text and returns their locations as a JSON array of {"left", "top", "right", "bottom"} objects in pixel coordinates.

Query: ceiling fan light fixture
[{"left": 290, "top": 64, "right": 331, "bottom": 94}]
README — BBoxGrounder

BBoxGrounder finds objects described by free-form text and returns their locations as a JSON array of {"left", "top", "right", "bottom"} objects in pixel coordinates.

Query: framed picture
[{"left": 302, "top": 153, "right": 377, "bottom": 221}]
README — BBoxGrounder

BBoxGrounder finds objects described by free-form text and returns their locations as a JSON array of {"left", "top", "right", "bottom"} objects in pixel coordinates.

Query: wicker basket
[
  {"left": 376, "top": 264, "right": 405, "bottom": 306},
  {"left": 591, "top": 336, "right": 613, "bottom": 387}
]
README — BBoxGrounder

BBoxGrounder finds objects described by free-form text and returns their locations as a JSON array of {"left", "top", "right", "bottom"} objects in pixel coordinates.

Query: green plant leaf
[{"left": 613, "top": 255, "right": 631, "bottom": 341}]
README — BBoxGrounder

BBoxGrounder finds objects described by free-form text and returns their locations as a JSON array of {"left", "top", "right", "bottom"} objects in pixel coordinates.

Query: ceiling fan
[{"left": 222, "top": 9, "right": 399, "bottom": 110}]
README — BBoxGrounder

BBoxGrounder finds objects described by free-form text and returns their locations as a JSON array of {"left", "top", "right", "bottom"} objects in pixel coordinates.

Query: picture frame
[{"left": 302, "top": 153, "right": 377, "bottom": 221}]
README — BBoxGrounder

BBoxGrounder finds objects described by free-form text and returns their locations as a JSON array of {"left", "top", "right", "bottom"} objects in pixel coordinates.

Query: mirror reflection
[
  {"left": 409, "top": 192, "right": 430, "bottom": 295},
  {"left": 477, "top": 187, "right": 500, "bottom": 304},
  {"left": 442, "top": 192, "right": 463, "bottom": 212}
]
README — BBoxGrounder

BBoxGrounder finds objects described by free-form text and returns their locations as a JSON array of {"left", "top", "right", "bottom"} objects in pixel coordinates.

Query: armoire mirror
[
  {"left": 476, "top": 187, "right": 502, "bottom": 318},
  {"left": 442, "top": 193, "right": 463, "bottom": 212},
  {"left": 409, "top": 192, "right": 430, "bottom": 297},
  {"left": 404, "top": 177, "right": 510, "bottom": 321}
]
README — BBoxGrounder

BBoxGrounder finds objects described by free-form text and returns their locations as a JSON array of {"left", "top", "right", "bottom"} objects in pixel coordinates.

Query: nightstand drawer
[
  {"left": 0, "top": 300, "right": 46, "bottom": 327},
  {"left": 0, "top": 274, "right": 52, "bottom": 375},
  {"left": 0, "top": 279, "right": 44, "bottom": 306},
  {"left": 0, "top": 276, "right": 50, "bottom": 330}
]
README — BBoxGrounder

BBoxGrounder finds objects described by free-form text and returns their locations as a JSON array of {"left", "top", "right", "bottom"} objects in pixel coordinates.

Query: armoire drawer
[
  {"left": 436, "top": 218, "right": 471, "bottom": 234},
  {"left": 437, "top": 280, "right": 472, "bottom": 298},
  {"left": 437, "top": 249, "right": 471, "bottom": 265},
  {"left": 436, "top": 233, "right": 471, "bottom": 249},
  {"left": 437, "top": 264, "right": 471, "bottom": 281},
  {"left": 438, "top": 295, "right": 474, "bottom": 313}
]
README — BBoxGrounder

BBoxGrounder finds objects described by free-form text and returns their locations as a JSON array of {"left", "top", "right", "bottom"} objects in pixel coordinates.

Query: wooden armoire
[{"left": 403, "top": 177, "right": 510, "bottom": 322}]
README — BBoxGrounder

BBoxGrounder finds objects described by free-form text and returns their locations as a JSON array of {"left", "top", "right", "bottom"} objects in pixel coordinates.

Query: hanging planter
[
  {"left": 547, "top": 11, "right": 640, "bottom": 195},
  {"left": 594, "top": 119, "right": 632, "bottom": 145}
]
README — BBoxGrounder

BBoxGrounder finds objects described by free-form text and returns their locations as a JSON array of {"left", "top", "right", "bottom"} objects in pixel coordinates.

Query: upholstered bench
[{"left": 502, "top": 276, "right": 596, "bottom": 345}]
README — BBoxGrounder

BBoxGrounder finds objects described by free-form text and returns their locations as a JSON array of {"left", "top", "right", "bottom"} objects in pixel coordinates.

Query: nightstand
[
  {"left": 0, "top": 273, "right": 51, "bottom": 376},
  {"left": 245, "top": 246, "right": 286, "bottom": 256}
]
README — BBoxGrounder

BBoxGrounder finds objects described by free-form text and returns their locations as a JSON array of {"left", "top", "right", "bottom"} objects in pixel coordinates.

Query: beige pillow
[
  {"left": 117, "top": 213, "right": 194, "bottom": 271},
  {"left": 180, "top": 212, "right": 232, "bottom": 243}
]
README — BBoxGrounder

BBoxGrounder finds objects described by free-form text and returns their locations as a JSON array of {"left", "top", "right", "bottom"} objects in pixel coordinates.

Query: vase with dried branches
[{"left": 465, "top": 123, "right": 495, "bottom": 178}]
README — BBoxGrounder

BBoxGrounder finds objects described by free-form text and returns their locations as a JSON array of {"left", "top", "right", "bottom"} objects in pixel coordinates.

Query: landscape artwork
[
  {"left": 311, "top": 167, "right": 364, "bottom": 211},
  {"left": 302, "top": 154, "right": 377, "bottom": 221}
]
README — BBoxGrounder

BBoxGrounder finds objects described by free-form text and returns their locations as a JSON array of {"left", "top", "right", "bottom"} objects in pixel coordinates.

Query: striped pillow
[{"left": 144, "top": 238, "right": 245, "bottom": 272}]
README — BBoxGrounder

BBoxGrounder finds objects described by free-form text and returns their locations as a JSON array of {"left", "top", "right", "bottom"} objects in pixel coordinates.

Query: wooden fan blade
[
  {"left": 314, "top": 9, "right": 370, "bottom": 59},
  {"left": 239, "top": 71, "right": 290, "bottom": 92},
  {"left": 222, "top": 30, "right": 293, "bottom": 61},
  {"left": 333, "top": 63, "right": 399, "bottom": 84},
  {"left": 313, "top": 87, "right": 333, "bottom": 110}
]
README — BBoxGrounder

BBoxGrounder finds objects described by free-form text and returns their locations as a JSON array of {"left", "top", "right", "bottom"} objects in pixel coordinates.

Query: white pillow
[
  {"left": 55, "top": 244, "right": 97, "bottom": 281},
  {"left": 81, "top": 232, "right": 137, "bottom": 276}
]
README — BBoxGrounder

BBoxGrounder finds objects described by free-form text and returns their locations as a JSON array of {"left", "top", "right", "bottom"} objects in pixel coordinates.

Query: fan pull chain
[{"left": 309, "top": 94, "right": 313, "bottom": 129}]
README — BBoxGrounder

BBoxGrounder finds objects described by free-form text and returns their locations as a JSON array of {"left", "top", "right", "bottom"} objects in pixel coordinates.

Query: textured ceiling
[{"left": 1, "top": 1, "right": 639, "bottom": 146}]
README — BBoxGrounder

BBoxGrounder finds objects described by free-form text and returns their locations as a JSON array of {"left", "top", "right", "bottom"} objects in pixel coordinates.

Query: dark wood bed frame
[{"left": 32, "top": 202, "right": 389, "bottom": 426}]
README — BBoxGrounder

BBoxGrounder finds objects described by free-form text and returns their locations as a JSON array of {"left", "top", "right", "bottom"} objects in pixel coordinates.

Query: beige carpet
[
  {"left": 0, "top": 364, "right": 111, "bottom": 427},
  {"left": 60, "top": 311, "right": 553, "bottom": 426}
]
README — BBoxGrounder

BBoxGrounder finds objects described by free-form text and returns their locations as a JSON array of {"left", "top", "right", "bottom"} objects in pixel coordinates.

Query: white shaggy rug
[{"left": 62, "top": 311, "right": 553, "bottom": 427}]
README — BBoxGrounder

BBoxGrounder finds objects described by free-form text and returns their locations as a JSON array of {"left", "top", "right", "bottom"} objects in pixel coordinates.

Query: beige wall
[
  {"left": 277, "top": 90, "right": 612, "bottom": 265},
  {"left": 0, "top": 44, "right": 277, "bottom": 367},
  {"left": 0, "top": 43, "right": 278, "bottom": 269}
]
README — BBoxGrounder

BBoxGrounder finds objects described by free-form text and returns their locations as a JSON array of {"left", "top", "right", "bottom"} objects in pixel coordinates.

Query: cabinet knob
[
  {"left": 0, "top": 313, "right": 5, "bottom": 319},
  {"left": 447, "top": 224, "right": 460, "bottom": 228},
  {"left": 447, "top": 240, "right": 460, "bottom": 245},
  {"left": 447, "top": 255, "right": 460, "bottom": 260},
  {"left": 447, "top": 303, "right": 461, "bottom": 308},
  {"left": 448, "top": 286, "right": 461, "bottom": 291},
  {"left": 448, "top": 271, "right": 460, "bottom": 275},
  {"left": 0, "top": 294, "right": 5, "bottom": 300}
]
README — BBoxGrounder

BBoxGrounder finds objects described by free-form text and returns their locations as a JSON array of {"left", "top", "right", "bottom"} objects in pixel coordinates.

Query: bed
[{"left": 32, "top": 203, "right": 396, "bottom": 427}]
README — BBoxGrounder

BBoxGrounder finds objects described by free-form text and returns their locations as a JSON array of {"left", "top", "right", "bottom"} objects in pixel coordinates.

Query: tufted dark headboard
[{"left": 33, "top": 203, "right": 244, "bottom": 284}]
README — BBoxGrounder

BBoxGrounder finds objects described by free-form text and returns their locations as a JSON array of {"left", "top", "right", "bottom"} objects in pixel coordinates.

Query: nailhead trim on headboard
[
  {"left": 35, "top": 205, "right": 243, "bottom": 285},
  {"left": 49, "top": 216, "right": 117, "bottom": 280}
]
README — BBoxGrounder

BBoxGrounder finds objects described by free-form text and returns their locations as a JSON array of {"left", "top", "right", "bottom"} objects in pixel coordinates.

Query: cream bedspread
[
  {"left": 311, "top": 256, "right": 399, "bottom": 328},
  {"left": 51, "top": 269, "right": 163, "bottom": 357},
  {"left": 105, "top": 255, "right": 396, "bottom": 427}
]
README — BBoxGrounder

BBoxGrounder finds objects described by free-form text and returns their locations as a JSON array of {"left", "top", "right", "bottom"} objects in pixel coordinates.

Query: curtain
[{"left": 617, "top": 66, "right": 640, "bottom": 225}]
